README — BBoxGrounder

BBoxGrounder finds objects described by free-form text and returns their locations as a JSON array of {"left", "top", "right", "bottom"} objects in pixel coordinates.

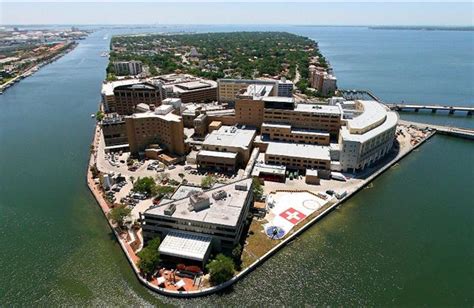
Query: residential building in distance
[
  {"left": 197, "top": 125, "right": 257, "bottom": 172},
  {"left": 125, "top": 105, "right": 186, "bottom": 156},
  {"left": 141, "top": 178, "right": 254, "bottom": 263},
  {"left": 309, "top": 65, "right": 337, "bottom": 96},
  {"left": 113, "top": 60, "right": 143, "bottom": 76}
]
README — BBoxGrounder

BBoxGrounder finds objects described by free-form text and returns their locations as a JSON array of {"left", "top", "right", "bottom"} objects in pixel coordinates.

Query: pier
[
  {"left": 399, "top": 120, "right": 474, "bottom": 140},
  {"left": 386, "top": 104, "right": 473, "bottom": 116},
  {"left": 338, "top": 89, "right": 473, "bottom": 116}
]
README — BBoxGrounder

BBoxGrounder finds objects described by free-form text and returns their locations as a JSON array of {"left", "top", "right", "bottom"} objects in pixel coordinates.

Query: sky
[{"left": 0, "top": 1, "right": 473, "bottom": 26}]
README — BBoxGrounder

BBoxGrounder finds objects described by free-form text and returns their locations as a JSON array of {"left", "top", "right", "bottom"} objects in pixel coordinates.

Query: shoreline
[
  {"left": 0, "top": 41, "right": 79, "bottom": 94},
  {"left": 86, "top": 122, "right": 438, "bottom": 298}
]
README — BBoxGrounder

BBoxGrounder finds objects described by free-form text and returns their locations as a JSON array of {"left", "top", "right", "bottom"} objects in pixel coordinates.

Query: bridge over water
[{"left": 338, "top": 89, "right": 473, "bottom": 116}]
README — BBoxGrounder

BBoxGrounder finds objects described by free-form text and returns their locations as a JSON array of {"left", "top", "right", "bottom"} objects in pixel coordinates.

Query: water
[{"left": 0, "top": 26, "right": 473, "bottom": 306}]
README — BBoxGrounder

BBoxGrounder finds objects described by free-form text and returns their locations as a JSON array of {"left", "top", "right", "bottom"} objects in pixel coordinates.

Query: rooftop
[
  {"left": 294, "top": 103, "right": 341, "bottom": 115},
  {"left": 145, "top": 178, "right": 253, "bottom": 227},
  {"left": 158, "top": 231, "right": 212, "bottom": 262},
  {"left": 341, "top": 110, "right": 399, "bottom": 142},
  {"left": 266, "top": 141, "right": 331, "bottom": 161},
  {"left": 252, "top": 163, "right": 286, "bottom": 177},
  {"left": 101, "top": 78, "right": 140, "bottom": 96},
  {"left": 261, "top": 96, "right": 294, "bottom": 103},
  {"left": 346, "top": 100, "right": 389, "bottom": 133},
  {"left": 197, "top": 150, "right": 238, "bottom": 159},
  {"left": 127, "top": 109, "right": 182, "bottom": 123},
  {"left": 242, "top": 84, "right": 274, "bottom": 98},
  {"left": 171, "top": 185, "right": 203, "bottom": 200},
  {"left": 203, "top": 125, "right": 256, "bottom": 149}
]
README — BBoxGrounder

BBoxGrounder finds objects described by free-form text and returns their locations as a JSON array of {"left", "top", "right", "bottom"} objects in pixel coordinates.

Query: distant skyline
[{"left": 1, "top": 2, "right": 473, "bottom": 26}]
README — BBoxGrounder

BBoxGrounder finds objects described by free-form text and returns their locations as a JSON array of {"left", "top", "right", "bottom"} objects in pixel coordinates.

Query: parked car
[{"left": 168, "top": 165, "right": 176, "bottom": 170}]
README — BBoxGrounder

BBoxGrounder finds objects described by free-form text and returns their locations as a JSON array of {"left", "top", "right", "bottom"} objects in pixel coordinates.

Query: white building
[
  {"left": 141, "top": 178, "right": 253, "bottom": 262},
  {"left": 338, "top": 100, "right": 398, "bottom": 172}
]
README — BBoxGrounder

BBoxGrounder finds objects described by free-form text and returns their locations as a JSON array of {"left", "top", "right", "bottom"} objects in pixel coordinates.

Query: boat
[{"left": 91, "top": 114, "right": 95, "bottom": 118}]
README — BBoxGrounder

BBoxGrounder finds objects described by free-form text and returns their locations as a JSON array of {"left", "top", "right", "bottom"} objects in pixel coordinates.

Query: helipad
[{"left": 264, "top": 191, "right": 333, "bottom": 238}]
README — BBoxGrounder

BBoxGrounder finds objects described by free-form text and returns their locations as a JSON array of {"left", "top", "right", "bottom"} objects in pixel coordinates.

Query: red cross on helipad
[{"left": 279, "top": 207, "right": 306, "bottom": 225}]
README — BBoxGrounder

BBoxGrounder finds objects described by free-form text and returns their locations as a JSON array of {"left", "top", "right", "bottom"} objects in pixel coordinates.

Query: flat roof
[
  {"left": 145, "top": 178, "right": 252, "bottom": 227},
  {"left": 101, "top": 79, "right": 140, "bottom": 96},
  {"left": 347, "top": 100, "right": 388, "bottom": 133},
  {"left": 261, "top": 96, "right": 294, "bottom": 103},
  {"left": 266, "top": 141, "right": 331, "bottom": 161},
  {"left": 203, "top": 126, "right": 256, "bottom": 149},
  {"left": 218, "top": 78, "right": 276, "bottom": 85},
  {"left": 341, "top": 110, "right": 398, "bottom": 142},
  {"left": 159, "top": 231, "right": 212, "bottom": 261},
  {"left": 261, "top": 122, "right": 329, "bottom": 137},
  {"left": 127, "top": 110, "right": 182, "bottom": 123},
  {"left": 242, "top": 84, "right": 274, "bottom": 97},
  {"left": 306, "top": 169, "right": 319, "bottom": 176},
  {"left": 294, "top": 103, "right": 341, "bottom": 115},
  {"left": 171, "top": 185, "right": 203, "bottom": 200},
  {"left": 176, "top": 81, "right": 212, "bottom": 91},
  {"left": 252, "top": 163, "right": 286, "bottom": 176},
  {"left": 197, "top": 150, "right": 238, "bottom": 159}
]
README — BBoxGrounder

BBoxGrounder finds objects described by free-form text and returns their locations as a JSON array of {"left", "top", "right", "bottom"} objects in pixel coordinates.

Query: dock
[
  {"left": 338, "top": 89, "right": 473, "bottom": 116},
  {"left": 399, "top": 120, "right": 474, "bottom": 140},
  {"left": 386, "top": 104, "right": 473, "bottom": 116}
]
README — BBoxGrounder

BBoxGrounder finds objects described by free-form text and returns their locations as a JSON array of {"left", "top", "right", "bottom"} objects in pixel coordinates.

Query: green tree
[
  {"left": 206, "top": 254, "right": 235, "bottom": 285},
  {"left": 132, "top": 176, "right": 156, "bottom": 195},
  {"left": 154, "top": 185, "right": 175, "bottom": 199},
  {"left": 90, "top": 164, "right": 100, "bottom": 178},
  {"left": 252, "top": 178, "right": 264, "bottom": 201},
  {"left": 107, "top": 204, "right": 131, "bottom": 227},
  {"left": 201, "top": 175, "right": 216, "bottom": 189},
  {"left": 95, "top": 111, "right": 105, "bottom": 121},
  {"left": 137, "top": 237, "right": 161, "bottom": 277}
]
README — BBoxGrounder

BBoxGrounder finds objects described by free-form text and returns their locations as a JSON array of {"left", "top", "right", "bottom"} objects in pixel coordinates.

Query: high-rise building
[
  {"left": 125, "top": 106, "right": 186, "bottom": 156},
  {"left": 111, "top": 82, "right": 163, "bottom": 115},
  {"left": 113, "top": 60, "right": 143, "bottom": 76}
]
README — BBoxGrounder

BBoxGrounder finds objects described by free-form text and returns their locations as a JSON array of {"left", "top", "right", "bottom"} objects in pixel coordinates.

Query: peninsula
[{"left": 87, "top": 31, "right": 443, "bottom": 297}]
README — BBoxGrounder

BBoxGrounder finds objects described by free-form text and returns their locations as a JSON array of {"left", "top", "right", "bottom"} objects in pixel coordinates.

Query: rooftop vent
[
  {"left": 212, "top": 190, "right": 227, "bottom": 200},
  {"left": 164, "top": 203, "right": 176, "bottom": 216},
  {"left": 189, "top": 192, "right": 211, "bottom": 212},
  {"left": 235, "top": 183, "right": 248, "bottom": 191}
]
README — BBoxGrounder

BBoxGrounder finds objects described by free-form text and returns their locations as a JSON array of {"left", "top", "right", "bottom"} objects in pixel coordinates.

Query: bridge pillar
[
  {"left": 468, "top": 111, "right": 472, "bottom": 116},
  {"left": 449, "top": 109, "right": 455, "bottom": 115},
  {"left": 431, "top": 109, "right": 437, "bottom": 113},
  {"left": 414, "top": 108, "right": 419, "bottom": 112}
]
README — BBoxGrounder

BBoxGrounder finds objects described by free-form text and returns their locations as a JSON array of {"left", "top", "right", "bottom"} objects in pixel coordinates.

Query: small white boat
[{"left": 91, "top": 114, "right": 95, "bottom": 118}]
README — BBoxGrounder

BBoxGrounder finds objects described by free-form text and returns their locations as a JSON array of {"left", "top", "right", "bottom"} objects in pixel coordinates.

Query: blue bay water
[{"left": 0, "top": 25, "right": 472, "bottom": 306}]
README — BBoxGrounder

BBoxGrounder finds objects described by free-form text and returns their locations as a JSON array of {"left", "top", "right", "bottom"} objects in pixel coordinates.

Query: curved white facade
[{"left": 338, "top": 100, "right": 398, "bottom": 172}]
